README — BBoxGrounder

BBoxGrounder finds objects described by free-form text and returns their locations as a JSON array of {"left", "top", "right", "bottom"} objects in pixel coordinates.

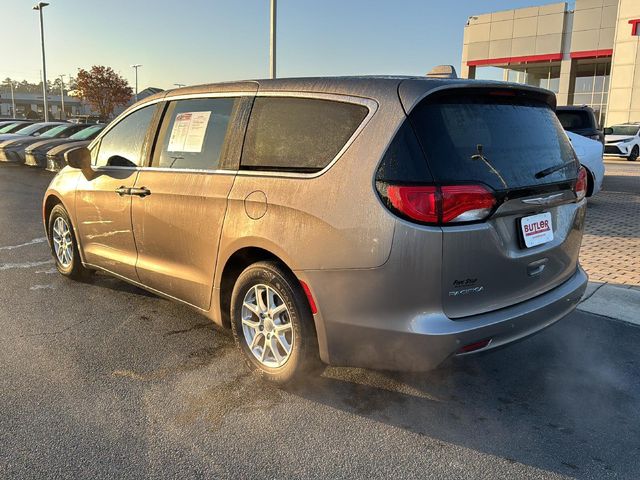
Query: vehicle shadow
[
  {"left": 285, "top": 313, "right": 640, "bottom": 478},
  {"left": 87, "top": 271, "right": 157, "bottom": 298}
]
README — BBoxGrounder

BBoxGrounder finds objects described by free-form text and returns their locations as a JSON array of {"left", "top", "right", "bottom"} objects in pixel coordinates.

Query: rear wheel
[
  {"left": 628, "top": 145, "right": 639, "bottom": 162},
  {"left": 48, "top": 204, "right": 93, "bottom": 280},
  {"left": 230, "top": 261, "right": 321, "bottom": 384}
]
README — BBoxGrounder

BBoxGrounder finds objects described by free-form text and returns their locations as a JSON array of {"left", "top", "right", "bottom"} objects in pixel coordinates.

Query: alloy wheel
[
  {"left": 52, "top": 216, "right": 73, "bottom": 268},
  {"left": 241, "top": 284, "right": 294, "bottom": 368}
]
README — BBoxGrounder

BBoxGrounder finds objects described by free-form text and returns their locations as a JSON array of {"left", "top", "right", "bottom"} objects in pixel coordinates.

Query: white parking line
[
  {"left": 0, "top": 237, "right": 47, "bottom": 251},
  {"left": 0, "top": 260, "right": 54, "bottom": 271}
]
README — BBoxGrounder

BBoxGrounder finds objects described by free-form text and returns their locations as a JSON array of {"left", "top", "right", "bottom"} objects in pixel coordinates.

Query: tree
[{"left": 75, "top": 66, "right": 133, "bottom": 120}]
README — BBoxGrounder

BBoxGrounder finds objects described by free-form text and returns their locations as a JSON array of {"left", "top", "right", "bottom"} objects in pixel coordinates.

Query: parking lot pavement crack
[
  {"left": 164, "top": 323, "right": 212, "bottom": 336},
  {"left": 0, "top": 316, "right": 93, "bottom": 342}
]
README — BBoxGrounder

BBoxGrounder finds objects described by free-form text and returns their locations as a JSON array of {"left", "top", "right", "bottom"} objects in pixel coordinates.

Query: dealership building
[{"left": 461, "top": 0, "right": 640, "bottom": 127}]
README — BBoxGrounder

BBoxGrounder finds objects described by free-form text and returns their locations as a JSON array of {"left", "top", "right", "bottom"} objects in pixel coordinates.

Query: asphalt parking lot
[{"left": 1, "top": 163, "right": 639, "bottom": 479}]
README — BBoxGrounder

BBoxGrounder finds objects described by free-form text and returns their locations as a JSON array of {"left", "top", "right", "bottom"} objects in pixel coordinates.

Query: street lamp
[
  {"left": 131, "top": 64, "right": 142, "bottom": 102},
  {"left": 33, "top": 2, "right": 50, "bottom": 122},
  {"left": 4, "top": 80, "right": 16, "bottom": 117},
  {"left": 270, "top": 0, "right": 277, "bottom": 79},
  {"left": 59, "top": 74, "right": 66, "bottom": 120}
]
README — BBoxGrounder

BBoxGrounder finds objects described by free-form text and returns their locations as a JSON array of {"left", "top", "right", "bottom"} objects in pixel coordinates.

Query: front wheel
[
  {"left": 628, "top": 145, "right": 639, "bottom": 162},
  {"left": 230, "top": 261, "right": 321, "bottom": 384},
  {"left": 48, "top": 204, "right": 93, "bottom": 280}
]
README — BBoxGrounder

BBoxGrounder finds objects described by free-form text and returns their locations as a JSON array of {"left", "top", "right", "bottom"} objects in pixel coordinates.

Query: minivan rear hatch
[{"left": 400, "top": 83, "right": 585, "bottom": 318}]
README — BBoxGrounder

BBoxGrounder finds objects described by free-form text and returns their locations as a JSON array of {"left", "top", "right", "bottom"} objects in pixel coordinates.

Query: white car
[
  {"left": 604, "top": 123, "right": 640, "bottom": 161},
  {"left": 566, "top": 131, "right": 604, "bottom": 197}
]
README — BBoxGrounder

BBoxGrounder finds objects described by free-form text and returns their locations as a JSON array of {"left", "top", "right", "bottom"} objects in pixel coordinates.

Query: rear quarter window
[{"left": 241, "top": 97, "right": 369, "bottom": 173}]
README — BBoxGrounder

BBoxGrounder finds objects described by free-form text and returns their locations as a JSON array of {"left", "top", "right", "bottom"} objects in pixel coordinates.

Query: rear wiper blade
[{"left": 535, "top": 162, "right": 575, "bottom": 179}]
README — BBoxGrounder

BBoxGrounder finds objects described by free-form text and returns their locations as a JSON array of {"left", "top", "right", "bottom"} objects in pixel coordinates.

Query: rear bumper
[{"left": 308, "top": 266, "right": 587, "bottom": 371}]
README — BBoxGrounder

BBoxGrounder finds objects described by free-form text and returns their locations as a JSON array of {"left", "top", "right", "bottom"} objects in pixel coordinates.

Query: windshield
[
  {"left": 14, "top": 123, "right": 53, "bottom": 136},
  {"left": 608, "top": 125, "right": 640, "bottom": 136},
  {"left": 69, "top": 125, "right": 104, "bottom": 140},
  {"left": 409, "top": 93, "right": 578, "bottom": 191},
  {"left": 0, "top": 123, "right": 22, "bottom": 133},
  {"left": 40, "top": 125, "right": 70, "bottom": 138}
]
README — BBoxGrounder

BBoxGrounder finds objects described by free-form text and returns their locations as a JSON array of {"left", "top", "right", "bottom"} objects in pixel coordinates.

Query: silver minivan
[{"left": 44, "top": 77, "right": 588, "bottom": 384}]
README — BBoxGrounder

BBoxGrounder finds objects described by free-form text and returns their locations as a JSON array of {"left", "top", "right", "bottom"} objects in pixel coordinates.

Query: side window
[
  {"left": 95, "top": 104, "right": 156, "bottom": 167},
  {"left": 153, "top": 97, "right": 236, "bottom": 170},
  {"left": 241, "top": 97, "right": 369, "bottom": 173}
]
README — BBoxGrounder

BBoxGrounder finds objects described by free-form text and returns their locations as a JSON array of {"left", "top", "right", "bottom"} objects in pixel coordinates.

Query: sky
[{"left": 2, "top": 0, "right": 568, "bottom": 91}]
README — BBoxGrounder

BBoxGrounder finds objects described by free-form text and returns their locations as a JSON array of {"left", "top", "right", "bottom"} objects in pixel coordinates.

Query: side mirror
[
  {"left": 65, "top": 146, "right": 93, "bottom": 176},
  {"left": 603, "top": 127, "right": 613, "bottom": 135}
]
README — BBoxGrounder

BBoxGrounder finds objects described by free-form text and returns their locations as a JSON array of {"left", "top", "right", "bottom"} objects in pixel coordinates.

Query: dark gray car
[
  {"left": 25, "top": 124, "right": 105, "bottom": 167},
  {"left": 0, "top": 123, "right": 89, "bottom": 163}
]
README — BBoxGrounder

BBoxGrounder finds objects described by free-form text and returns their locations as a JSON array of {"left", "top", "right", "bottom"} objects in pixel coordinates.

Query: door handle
[
  {"left": 130, "top": 187, "right": 151, "bottom": 198},
  {"left": 115, "top": 186, "right": 130, "bottom": 196}
]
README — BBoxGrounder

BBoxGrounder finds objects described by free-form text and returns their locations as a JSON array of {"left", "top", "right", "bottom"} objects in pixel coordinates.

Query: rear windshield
[
  {"left": 409, "top": 94, "right": 578, "bottom": 191},
  {"left": 556, "top": 110, "right": 593, "bottom": 130}
]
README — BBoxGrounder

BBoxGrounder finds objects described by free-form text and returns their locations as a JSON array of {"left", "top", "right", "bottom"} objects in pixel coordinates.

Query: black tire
[
  {"left": 585, "top": 168, "right": 594, "bottom": 197},
  {"left": 48, "top": 204, "right": 93, "bottom": 280},
  {"left": 230, "top": 261, "right": 321, "bottom": 384},
  {"left": 628, "top": 146, "right": 639, "bottom": 162}
]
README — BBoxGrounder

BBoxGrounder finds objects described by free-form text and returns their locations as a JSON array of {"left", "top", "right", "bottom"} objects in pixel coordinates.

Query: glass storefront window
[
  {"left": 570, "top": 60, "right": 611, "bottom": 127},
  {"left": 503, "top": 65, "right": 560, "bottom": 93}
]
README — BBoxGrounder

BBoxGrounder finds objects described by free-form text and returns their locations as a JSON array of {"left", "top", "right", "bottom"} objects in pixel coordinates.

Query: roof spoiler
[{"left": 426, "top": 65, "right": 458, "bottom": 79}]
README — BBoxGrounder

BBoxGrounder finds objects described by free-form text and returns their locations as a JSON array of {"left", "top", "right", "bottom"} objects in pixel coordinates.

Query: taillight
[
  {"left": 440, "top": 185, "right": 496, "bottom": 223},
  {"left": 382, "top": 184, "right": 496, "bottom": 225},
  {"left": 574, "top": 166, "right": 587, "bottom": 201},
  {"left": 386, "top": 185, "right": 438, "bottom": 223}
]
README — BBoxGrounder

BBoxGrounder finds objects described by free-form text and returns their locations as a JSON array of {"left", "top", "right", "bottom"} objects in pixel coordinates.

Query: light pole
[
  {"left": 131, "top": 64, "right": 142, "bottom": 102},
  {"left": 4, "top": 80, "right": 16, "bottom": 117},
  {"left": 33, "top": 2, "right": 50, "bottom": 121},
  {"left": 59, "top": 74, "right": 66, "bottom": 120},
  {"left": 270, "top": 0, "right": 277, "bottom": 79}
]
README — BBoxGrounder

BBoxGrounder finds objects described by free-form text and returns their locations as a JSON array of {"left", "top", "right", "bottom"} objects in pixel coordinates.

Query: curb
[{"left": 578, "top": 281, "right": 640, "bottom": 326}]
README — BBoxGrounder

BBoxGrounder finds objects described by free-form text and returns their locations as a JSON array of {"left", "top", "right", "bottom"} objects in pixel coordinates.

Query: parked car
[
  {"left": 0, "top": 121, "right": 33, "bottom": 133},
  {"left": 603, "top": 123, "right": 640, "bottom": 161},
  {"left": 25, "top": 124, "right": 105, "bottom": 167},
  {"left": 43, "top": 78, "right": 588, "bottom": 384},
  {"left": 556, "top": 106, "right": 604, "bottom": 144},
  {"left": 0, "top": 123, "right": 89, "bottom": 163},
  {"left": 46, "top": 141, "right": 93, "bottom": 172},
  {"left": 566, "top": 131, "right": 604, "bottom": 197},
  {"left": 0, "top": 122, "right": 65, "bottom": 143}
]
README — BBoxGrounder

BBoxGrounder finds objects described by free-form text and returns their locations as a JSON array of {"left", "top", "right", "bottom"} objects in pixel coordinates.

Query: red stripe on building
[
  {"left": 570, "top": 49, "right": 614, "bottom": 59},
  {"left": 467, "top": 53, "right": 563, "bottom": 67}
]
